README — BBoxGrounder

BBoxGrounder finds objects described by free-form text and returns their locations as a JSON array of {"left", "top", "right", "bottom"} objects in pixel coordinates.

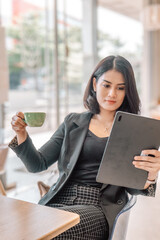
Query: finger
[
  {"left": 12, "top": 126, "right": 21, "bottom": 131},
  {"left": 134, "top": 156, "right": 157, "bottom": 162},
  {"left": 133, "top": 160, "right": 157, "bottom": 168},
  {"left": 11, "top": 116, "right": 26, "bottom": 127},
  {"left": 11, "top": 119, "right": 17, "bottom": 127},
  {"left": 142, "top": 149, "right": 160, "bottom": 157},
  {"left": 16, "top": 111, "right": 24, "bottom": 119},
  {"left": 11, "top": 120, "right": 24, "bottom": 128},
  {"left": 11, "top": 124, "right": 21, "bottom": 130},
  {"left": 133, "top": 161, "right": 159, "bottom": 172},
  {"left": 11, "top": 117, "right": 22, "bottom": 126},
  {"left": 16, "top": 113, "right": 27, "bottom": 126},
  {"left": 133, "top": 163, "right": 154, "bottom": 172},
  {"left": 134, "top": 165, "right": 158, "bottom": 173}
]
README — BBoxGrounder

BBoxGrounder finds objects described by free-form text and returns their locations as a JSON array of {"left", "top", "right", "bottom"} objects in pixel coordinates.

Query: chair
[
  {"left": 0, "top": 180, "right": 6, "bottom": 196},
  {"left": 37, "top": 181, "right": 50, "bottom": 197},
  {"left": 0, "top": 144, "right": 8, "bottom": 189},
  {"left": 109, "top": 195, "right": 137, "bottom": 240},
  {"left": 0, "top": 144, "right": 16, "bottom": 191},
  {"left": 0, "top": 144, "right": 8, "bottom": 173}
]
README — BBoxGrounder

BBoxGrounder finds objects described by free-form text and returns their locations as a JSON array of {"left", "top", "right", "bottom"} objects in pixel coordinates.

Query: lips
[{"left": 105, "top": 100, "right": 116, "bottom": 104}]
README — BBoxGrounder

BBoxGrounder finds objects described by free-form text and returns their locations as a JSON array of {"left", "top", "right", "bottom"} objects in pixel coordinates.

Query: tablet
[{"left": 96, "top": 111, "right": 160, "bottom": 189}]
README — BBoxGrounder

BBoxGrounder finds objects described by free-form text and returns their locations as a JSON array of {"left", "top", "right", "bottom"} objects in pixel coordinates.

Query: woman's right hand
[{"left": 11, "top": 112, "right": 28, "bottom": 144}]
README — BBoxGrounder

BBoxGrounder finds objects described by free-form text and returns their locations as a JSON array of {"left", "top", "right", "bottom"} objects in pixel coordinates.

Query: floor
[{"left": 3, "top": 131, "right": 160, "bottom": 240}]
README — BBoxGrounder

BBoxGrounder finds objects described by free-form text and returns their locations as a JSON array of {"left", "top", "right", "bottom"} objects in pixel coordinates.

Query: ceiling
[{"left": 98, "top": 0, "right": 143, "bottom": 21}]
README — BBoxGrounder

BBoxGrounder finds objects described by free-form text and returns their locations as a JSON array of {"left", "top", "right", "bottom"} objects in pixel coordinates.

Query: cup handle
[{"left": 22, "top": 118, "right": 27, "bottom": 125}]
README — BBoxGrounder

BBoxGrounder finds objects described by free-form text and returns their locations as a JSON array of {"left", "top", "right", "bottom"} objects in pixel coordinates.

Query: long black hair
[{"left": 83, "top": 55, "right": 141, "bottom": 114}]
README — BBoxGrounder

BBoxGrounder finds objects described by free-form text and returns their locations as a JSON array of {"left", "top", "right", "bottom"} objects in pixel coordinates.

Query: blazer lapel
[
  {"left": 100, "top": 183, "right": 109, "bottom": 191},
  {"left": 67, "top": 112, "right": 92, "bottom": 169}
]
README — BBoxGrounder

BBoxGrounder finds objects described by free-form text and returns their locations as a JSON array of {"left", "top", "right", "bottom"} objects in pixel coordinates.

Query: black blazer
[{"left": 10, "top": 111, "right": 156, "bottom": 238}]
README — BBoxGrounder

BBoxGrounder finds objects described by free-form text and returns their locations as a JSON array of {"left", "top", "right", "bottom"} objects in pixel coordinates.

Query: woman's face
[{"left": 93, "top": 70, "right": 125, "bottom": 113}]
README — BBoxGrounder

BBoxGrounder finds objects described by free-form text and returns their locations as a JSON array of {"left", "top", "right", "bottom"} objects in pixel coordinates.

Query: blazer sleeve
[
  {"left": 9, "top": 121, "right": 65, "bottom": 173},
  {"left": 126, "top": 183, "right": 156, "bottom": 197}
]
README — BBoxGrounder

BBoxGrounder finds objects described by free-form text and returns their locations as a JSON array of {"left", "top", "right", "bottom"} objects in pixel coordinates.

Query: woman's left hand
[{"left": 133, "top": 149, "right": 160, "bottom": 185}]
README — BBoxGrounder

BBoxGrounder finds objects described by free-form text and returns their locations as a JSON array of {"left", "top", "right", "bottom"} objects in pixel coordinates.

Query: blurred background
[
  {"left": 1, "top": 0, "right": 160, "bottom": 141},
  {"left": 0, "top": 0, "right": 160, "bottom": 239}
]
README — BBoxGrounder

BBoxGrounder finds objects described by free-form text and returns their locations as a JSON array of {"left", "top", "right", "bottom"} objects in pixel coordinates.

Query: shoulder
[{"left": 64, "top": 111, "right": 92, "bottom": 125}]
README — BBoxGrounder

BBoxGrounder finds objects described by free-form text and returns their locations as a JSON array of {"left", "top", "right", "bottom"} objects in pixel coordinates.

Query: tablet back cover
[{"left": 96, "top": 111, "right": 160, "bottom": 189}]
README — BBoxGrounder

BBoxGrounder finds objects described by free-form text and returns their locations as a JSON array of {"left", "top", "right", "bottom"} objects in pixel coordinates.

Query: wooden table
[{"left": 0, "top": 195, "right": 80, "bottom": 240}]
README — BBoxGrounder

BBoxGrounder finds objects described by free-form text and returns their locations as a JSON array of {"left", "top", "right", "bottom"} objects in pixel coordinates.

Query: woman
[{"left": 9, "top": 55, "right": 160, "bottom": 240}]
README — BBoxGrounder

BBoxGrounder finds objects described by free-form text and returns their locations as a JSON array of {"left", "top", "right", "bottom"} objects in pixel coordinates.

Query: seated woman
[{"left": 9, "top": 55, "right": 160, "bottom": 240}]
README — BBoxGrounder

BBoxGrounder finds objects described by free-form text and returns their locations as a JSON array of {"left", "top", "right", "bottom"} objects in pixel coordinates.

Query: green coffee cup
[{"left": 24, "top": 112, "right": 46, "bottom": 127}]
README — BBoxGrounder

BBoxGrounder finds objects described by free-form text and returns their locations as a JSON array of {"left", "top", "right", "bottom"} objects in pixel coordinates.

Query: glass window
[
  {"left": 57, "top": 0, "right": 83, "bottom": 122},
  {"left": 1, "top": 0, "right": 83, "bottom": 143},
  {"left": 97, "top": 4, "right": 143, "bottom": 93}
]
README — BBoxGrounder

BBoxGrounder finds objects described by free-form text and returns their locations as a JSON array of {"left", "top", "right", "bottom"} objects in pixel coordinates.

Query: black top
[{"left": 69, "top": 130, "right": 108, "bottom": 187}]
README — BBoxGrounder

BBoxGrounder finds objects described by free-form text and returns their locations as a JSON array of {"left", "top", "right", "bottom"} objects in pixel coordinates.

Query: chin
[{"left": 102, "top": 106, "right": 117, "bottom": 112}]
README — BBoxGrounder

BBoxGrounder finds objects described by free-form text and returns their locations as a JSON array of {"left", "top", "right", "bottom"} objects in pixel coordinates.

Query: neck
[{"left": 95, "top": 110, "right": 116, "bottom": 124}]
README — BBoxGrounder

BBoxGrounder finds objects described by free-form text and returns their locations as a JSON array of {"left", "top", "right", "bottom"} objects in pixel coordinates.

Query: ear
[{"left": 93, "top": 77, "right": 97, "bottom": 92}]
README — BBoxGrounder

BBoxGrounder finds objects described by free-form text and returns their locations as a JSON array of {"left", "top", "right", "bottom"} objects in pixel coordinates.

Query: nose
[{"left": 108, "top": 88, "right": 116, "bottom": 98}]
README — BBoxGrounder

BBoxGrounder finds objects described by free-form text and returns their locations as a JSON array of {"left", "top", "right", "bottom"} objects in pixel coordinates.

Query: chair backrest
[
  {"left": 109, "top": 195, "right": 137, "bottom": 240},
  {"left": 0, "top": 144, "right": 8, "bottom": 171},
  {"left": 0, "top": 179, "right": 6, "bottom": 196},
  {"left": 37, "top": 181, "right": 50, "bottom": 197}
]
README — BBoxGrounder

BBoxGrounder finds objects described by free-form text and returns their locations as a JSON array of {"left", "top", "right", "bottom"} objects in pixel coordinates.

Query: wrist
[
  {"left": 146, "top": 176, "right": 158, "bottom": 184},
  {"left": 17, "top": 131, "right": 27, "bottom": 145},
  {"left": 147, "top": 173, "right": 158, "bottom": 181}
]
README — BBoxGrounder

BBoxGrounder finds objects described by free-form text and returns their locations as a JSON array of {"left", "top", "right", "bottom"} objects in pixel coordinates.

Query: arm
[
  {"left": 133, "top": 149, "right": 160, "bottom": 184},
  {"left": 128, "top": 149, "right": 160, "bottom": 197},
  {"left": 11, "top": 112, "right": 28, "bottom": 144},
  {"left": 9, "top": 112, "right": 65, "bottom": 173},
  {"left": 126, "top": 183, "right": 156, "bottom": 197},
  {"left": 133, "top": 149, "right": 160, "bottom": 186}
]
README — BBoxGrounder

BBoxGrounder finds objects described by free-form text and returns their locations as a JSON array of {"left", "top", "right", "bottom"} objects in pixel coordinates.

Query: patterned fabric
[
  {"left": 47, "top": 182, "right": 109, "bottom": 240},
  {"left": 8, "top": 136, "right": 18, "bottom": 148},
  {"left": 50, "top": 182, "right": 100, "bottom": 206},
  {"left": 143, "top": 184, "right": 156, "bottom": 197}
]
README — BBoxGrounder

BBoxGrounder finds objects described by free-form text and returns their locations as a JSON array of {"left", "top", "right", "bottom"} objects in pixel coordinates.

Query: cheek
[
  {"left": 96, "top": 87, "right": 105, "bottom": 98},
  {"left": 119, "top": 93, "right": 125, "bottom": 103}
]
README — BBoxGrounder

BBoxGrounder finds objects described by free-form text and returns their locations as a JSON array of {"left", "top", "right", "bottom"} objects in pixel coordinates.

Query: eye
[
  {"left": 117, "top": 87, "right": 125, "bottom": 90},
  {"left": 103, "top": 84, "right": 110, "bottom": 88}
]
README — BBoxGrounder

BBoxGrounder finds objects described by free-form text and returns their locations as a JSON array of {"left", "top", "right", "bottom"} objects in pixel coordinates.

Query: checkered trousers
[{"left": 47, "top": 182, "right": 109, "bottom": 240}]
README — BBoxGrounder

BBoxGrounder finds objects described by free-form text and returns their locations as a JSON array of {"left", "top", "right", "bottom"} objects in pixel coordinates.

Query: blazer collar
[{"left": 72, "top": 111, "right": 93, "bottom": 128}]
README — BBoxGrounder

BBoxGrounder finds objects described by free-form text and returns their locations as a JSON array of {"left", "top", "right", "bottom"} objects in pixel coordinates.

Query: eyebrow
[{"left": 103, "top": 80, "right": 125, "bottom": 86}]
